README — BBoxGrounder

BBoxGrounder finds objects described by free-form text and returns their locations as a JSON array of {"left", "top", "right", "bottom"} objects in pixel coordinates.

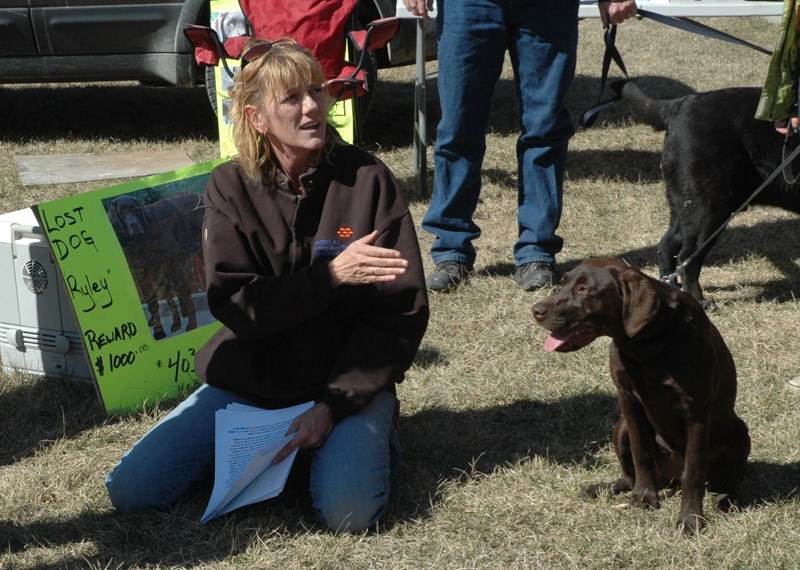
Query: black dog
[
  {"left": 108, "top": 192, "right": 205, "bottom": 339},
  {"left": 614, "top": 80, "right": 800, "bottom": 309}
]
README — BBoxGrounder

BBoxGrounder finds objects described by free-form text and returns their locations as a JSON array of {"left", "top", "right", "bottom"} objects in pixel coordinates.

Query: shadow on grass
[
  {"left": 371, "top": 71, "right": 694, "bottom": 203},
  {"left": 0, "top": 375, "right": 105, "bottom": 466},
  {"left": 389, "top": 398, "right": 800, "bottom": 528},
  {"left": 741, "top": 460, "right": 800, "bottom": 508},
  {"left": 389, "top": 393, "right": 621, "bottom": 524},
  {"left": 0, "top": 84, "right": 218, "bottom": 143},
  {"left": 610, "top": 216, "right": 800, "bottom": 305},
  {"left": 0, "top": 71, "right": 691, "bottom": 155},
  {"left": 381, "top": 73, "right": 695, "bottom": 204},
  {"left": 362, "top": 72, "right": 694, "bottom": 152},
  {"left": 0, "top": 73, "right": 690, "bottom": 210},
  {"left": 479, "top": 216, "right": 800, "bottom": 307},
  {"left": 1, "top": 392, "right": 623, "bottom": 567},
  {"left": 0, "top": 507, "right": 297, "bottom": 568},
  {"left": 2, "top": 373, "right": 797, "bottom": 566}
]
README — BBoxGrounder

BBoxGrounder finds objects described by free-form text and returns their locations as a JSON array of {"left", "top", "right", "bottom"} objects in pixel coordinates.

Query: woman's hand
[
  {"left": 273, "top": 402, "right": 334, "bottom": 464},
  {"left": 329, "top": 230, "right": 409, "bottom": 286}
]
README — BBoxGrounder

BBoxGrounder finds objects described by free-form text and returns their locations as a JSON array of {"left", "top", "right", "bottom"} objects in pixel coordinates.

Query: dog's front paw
[
  {"left": 630, "top": 486, "right": 659, "bottom": 509},
  {"left": 678, "top": 512, "right": 706, "bottom": 535}
]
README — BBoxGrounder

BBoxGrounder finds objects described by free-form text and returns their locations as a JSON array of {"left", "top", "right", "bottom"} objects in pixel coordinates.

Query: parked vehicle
[{"left": 0, "top": 0, "right": 430, "bottom": 88}]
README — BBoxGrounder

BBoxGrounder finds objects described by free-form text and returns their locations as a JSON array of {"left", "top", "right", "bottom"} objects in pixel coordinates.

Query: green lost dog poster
[{"left": 33, "top": 159, "right": 225, "bottom": 414}]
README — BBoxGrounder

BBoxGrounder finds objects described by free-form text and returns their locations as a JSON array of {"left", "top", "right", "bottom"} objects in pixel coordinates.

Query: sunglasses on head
[{"left": 240, "top": 42, "right": 277, "bottom": 69}]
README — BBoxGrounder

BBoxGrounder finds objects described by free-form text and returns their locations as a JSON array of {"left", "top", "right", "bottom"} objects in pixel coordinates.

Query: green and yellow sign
[{"left": 33, "top": 160, "right": 225, "bottom": 414}]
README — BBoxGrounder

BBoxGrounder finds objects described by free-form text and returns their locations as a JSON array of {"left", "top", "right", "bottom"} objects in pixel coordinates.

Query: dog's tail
[{"left": 610, "top": 79, "right": 680, "bottom": 132}]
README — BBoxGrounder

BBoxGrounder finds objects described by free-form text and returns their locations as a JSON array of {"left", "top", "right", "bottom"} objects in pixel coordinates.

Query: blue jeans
[
  {"left": 105, "top": 384, "right": 401, "bottom": 533},
  {"left": 422, "top": 0, "right": 579, "bottom": 269}
]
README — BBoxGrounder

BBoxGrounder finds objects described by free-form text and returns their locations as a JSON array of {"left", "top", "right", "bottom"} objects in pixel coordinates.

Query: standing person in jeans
[
  {"left": 403, "top": 0, "right": 638, "bottom": 292},
  {"left": 105, "top": 39, "right": 429, "bottom": 533}
]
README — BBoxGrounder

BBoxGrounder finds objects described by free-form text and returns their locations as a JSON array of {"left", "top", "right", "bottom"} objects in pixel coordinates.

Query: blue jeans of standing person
[
  {"left": 422, "top": 0, "right": 579, "bottom": 269},
  {"left": 105, "top": 384, "right": 401, "bottom": 533}
]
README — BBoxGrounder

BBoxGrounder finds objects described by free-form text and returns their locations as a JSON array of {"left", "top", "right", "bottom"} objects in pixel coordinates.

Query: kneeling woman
[{"left": 105, "top": 39, "right": 429, "bottom": 533}]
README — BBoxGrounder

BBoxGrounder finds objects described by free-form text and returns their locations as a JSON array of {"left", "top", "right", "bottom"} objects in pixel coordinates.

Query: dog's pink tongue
[
  {"left": 543, "top": 329, "right": 596, "bottom": 352},
  {"left": 544, "top": 332, "right": 571, "bottom": 352}
]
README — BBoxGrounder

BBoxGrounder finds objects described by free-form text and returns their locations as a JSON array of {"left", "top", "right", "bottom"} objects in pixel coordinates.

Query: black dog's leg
[
  {"left": 681, "top": 260, "right": 722, "bottom": 312},
  {"left": 657, "top": 216, "right": 682, "bottom": 281},
  {"left": 673, "top": 193, "right": 732, "bottom": 310},
  {"left": 679, "top": 230, "right": 724, "bottom": 311}
]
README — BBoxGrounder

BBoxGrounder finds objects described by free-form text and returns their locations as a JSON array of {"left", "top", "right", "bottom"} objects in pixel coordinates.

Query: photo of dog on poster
[{"left": 103, "top": 185, "right": 212, "bottom": 341}]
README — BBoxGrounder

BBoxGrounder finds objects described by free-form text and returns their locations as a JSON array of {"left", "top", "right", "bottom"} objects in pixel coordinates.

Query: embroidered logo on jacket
[
  {"left": 314, "top": 239, "right": 348, "bottom": 257},
  {"left": 314, "top": 227, "right": 353, "bottom": 258}
]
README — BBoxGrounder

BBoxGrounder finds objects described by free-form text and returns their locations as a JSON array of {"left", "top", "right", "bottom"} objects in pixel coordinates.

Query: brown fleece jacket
[{"left": 195, "top": 143, "right": 429, "bottom": 421}]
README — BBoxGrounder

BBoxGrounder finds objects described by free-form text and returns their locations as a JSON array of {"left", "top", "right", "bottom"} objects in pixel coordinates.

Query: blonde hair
[{"left": 229, "top": 38, "right": 343, "bottom": 184}]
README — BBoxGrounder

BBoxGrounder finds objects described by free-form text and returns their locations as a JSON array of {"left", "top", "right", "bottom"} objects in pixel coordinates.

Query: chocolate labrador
[
  {"left": 613, "top": 79, "right": 800, "bottom": 309},
  {"left": 532, "top": 257, "right": 750, "bottom": 534}
]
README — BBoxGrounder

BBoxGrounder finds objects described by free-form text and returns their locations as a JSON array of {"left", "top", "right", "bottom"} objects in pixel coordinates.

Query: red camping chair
[{"left": 184, "top": 1, "right": 399, "bottom": 141}]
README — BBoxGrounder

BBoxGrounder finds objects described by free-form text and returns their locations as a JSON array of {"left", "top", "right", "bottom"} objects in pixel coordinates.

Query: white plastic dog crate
[{"left": 0, "top": 207, "right": 91, "bottom": 382}]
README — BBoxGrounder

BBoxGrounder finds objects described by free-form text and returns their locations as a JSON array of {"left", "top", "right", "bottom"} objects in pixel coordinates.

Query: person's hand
[
  {"left": 273, "top": 402, "right": 334, "bottom": 464},
  {"left": 402, "top": 0, "right": 434, "bottom": 21},
  {"left": 328, "top": 230, "right": 408, "bottom": 286},
  {"left": 775, "top": 117, "right": 800, "bottom": 136},
  {"left": 599, "top": 0, "right": 638, "bottom": 28}
]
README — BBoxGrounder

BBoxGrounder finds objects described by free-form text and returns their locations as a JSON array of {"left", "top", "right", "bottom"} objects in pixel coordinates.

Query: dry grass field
[{"left": 2, "top": 15, "right": 799, "bottom": 570}]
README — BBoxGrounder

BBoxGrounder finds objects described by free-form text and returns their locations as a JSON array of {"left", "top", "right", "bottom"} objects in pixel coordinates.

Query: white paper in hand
[{"left": 200, "top": 400, "right": 314, "bottom": 523}]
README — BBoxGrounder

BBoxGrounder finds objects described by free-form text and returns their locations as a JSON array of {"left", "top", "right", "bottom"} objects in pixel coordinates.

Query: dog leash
[
  {"left": 661, "top": 140, "right": 800, "bottom": 288},
  {"left": 636, "top": 9, "right": 773, "bottom": 56},
  {"left": 581, "top": 9, "right": 773, "bottom": 128},
  {"left": 782, "top": 131, "right": 800, "bottom": 184},
  {"left": 581, "top": 24, "right": 627, "bottom": 128}
]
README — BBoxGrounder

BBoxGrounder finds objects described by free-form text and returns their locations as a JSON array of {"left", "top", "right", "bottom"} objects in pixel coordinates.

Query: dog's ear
[
  {"left": 108, "top": 199, "right": 121, "bottom": 229},
  {"left": 618, "top": 269, "right": 661, "bottom": 338},
  {"left": 138, "top": 199, "right": 151, "bottom": 225}
]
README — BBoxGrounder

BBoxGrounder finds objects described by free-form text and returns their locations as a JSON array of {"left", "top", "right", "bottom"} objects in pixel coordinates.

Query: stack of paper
[{"left": 201, "top": 400, "right": 314, "bottom": 523}]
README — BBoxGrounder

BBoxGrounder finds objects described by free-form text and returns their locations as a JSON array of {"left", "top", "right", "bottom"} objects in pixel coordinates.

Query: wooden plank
[{"left": 15, "top": 150, "right": 195, "bottom": 186}]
